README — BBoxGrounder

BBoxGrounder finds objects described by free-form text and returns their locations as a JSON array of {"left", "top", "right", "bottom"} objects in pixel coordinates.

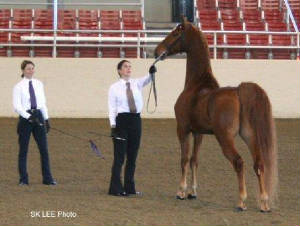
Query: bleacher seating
[
  {"left": 197, "top": 0, "right": 216, "bottom": 9},
  {"left": 0, "top": 9, "right": 10, "bottom": 56},
  {"left": 100, "top": 10, "right": 121, "bottom": 58},
  {"left": 78, "top": 9, "right": 99, "bottom": 58},
  {"left": 0, "top": 1, "right": 298, "bottom": 59},
  {"left": 289, "top": 0, "right": 300, "bottom": 30},
  {"left": 218, "top": 0, "right": 237, "bottom": 9},
  {"left": 195, "top": 0, "right": 298, "bottom": 59},
  {"left": 198, "top": 9, "right": 222, "bottom": 45},
  {"left": 240, "top": 0, "right": 258, "bottom": 10},
  {"left": 57, "top": 9, "right": 76, "bottom": 57},
  {"left": 122, "top": 10, "right": 145, "bottom": 58},
  {"left": 11, "top": 9, "right": 33, "bottom": 57},
  {"left": 33, "top": 9, "right": 53, "bottom": 57}
]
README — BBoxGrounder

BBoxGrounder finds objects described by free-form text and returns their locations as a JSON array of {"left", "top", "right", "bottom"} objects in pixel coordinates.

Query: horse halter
[{"left": 163, "top": 24, "right": 186, "bottom": 56}]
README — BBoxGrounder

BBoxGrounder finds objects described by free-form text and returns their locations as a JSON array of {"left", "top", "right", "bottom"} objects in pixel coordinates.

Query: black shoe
[
  {"left": 19, "top": 182, "right": 29, "bottom": 186},
  {"left": 43, "top": 180, "right": 57, "bottom": 185},
  {"left": 127, "top": 191, "right": 142, "bottom": 197},
  {"left": 109, "top": 191, "right": 128, "bottom": 197}
]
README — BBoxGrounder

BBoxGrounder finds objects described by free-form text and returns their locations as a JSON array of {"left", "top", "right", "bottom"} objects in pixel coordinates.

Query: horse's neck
[{"left": 184, "top": 35, "right": 219, "bottom": 91}]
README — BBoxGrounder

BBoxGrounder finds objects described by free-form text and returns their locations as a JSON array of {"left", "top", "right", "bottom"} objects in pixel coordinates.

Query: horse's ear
[{"left": 180, "top": 15, "right": 188, "bottom": 29}]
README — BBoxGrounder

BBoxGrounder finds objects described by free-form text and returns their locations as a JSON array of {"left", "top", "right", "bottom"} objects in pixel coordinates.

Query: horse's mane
[{"left": 185, "top": 23, "right": 220, "bottom": 90}]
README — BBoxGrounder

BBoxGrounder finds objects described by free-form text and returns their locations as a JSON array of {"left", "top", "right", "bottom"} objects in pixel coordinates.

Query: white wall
[{"left": 0, "top": 58, "right": 299, "bottom": 118}]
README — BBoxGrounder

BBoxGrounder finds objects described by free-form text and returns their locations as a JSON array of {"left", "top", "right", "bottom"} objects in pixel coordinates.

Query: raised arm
[
  {"left": 137, "top": 65, "right": 157, "bottom": 89},
  {"left": 137, "top": 73, "right": 152, "bottom": 89}
]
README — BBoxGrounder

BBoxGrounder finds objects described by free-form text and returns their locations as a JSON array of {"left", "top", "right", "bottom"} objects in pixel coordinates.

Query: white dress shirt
[
  {"left": 108, "top": 74, "right": 151, "bottom": 127},
  {"left": 13, "top": 77, "right": 49, "bottom": 120}
]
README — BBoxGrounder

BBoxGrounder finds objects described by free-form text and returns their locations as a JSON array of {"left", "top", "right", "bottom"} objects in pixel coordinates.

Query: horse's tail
[{"left": 238, "top": 82, "right": 278, "bottom": 206}]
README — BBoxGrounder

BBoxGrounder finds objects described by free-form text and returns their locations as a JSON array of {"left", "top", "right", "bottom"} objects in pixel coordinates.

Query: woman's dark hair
[
  {"left": 21, "top": 60, "right": 35, "bottom": 78},
  {"left": 117, "top": 60, "right": 130, "bottom": 77}
]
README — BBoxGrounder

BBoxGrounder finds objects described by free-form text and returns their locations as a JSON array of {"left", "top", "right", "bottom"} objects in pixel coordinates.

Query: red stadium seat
[
  {"left": 218, "top": 0, "right": 237, "bottom": 9},
  {"left": 78, "top": 9, "right": 99, "bottom": 58},
  {"left": 226, "top": 49, "right": 247, "bottom": 59},
  {"left": 263, "top": 9, "right": 289, "bottom": 46},
  {"left": 220, "top": 9, "right": 246, "bottom": 59},
  {"left": 0, "top": 9, "right": 10, "bottom": 55},
  {"left": 122, "top": 10, "right": 144, "bottom": 58},
  {"left": 209, "top": 48, "right": 224, "bottom": 58},
  {"left": 100, "top": 10, "right": 121, "bottom": 58},
  {"left": 242, "top": 9, "right": 262, "bottom": 22},
  {"left": 272, "top": 49, "right": 295, "bottom": 59},
  {"left": 57, "top": 10, "right": 76, "bottom": 58},
  {"left": 268, "top": 23, "right": 290, "bottom": 45},
  {"left": 240, "top": 0, "right": 259, "bottom": 10},
  {"left": 199, "top": 9, "right": 223, "bottom": 45},
  {"left": 78, "top": 9, "right": 98, "bottom": 31},
  {"left": 0, "top": 9, "right": 10, "bottom": 28},
  {"left": 11, "top": 9, "right": 33, "bottom": 57},
  {"left": 245, "top": 21, "right": 269, "bottom": 58},
  {"left": 197, "top": 0, "right": 216, "bottom": 9},
  {"left": 263, "top": 9, "right": 284, "bottom": 23},
  {"left": 261, "top": 0, "right": 280, "bottom": 9},
  {"left": 288, "top": 0, "right": 300, "bottom": 9},
  {"left": 221, "top": 10, "right": 245, "bottom": 45},
  {"left": 221, "top": 9, "right": 241, "bottom": 24},
  {"left": 250, "top": 49, "right": 269, "bottom": 59},
  {"left": 33, "top": 9, "right": 53, "bottom": 57},
  {"left": 292, "top": 10, "right": 300, "bottom": 30},
  {"left": 246, "top": 22, "right": 268, "bottom": 45}
]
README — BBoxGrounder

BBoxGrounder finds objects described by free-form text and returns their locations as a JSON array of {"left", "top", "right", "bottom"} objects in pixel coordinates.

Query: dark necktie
[
  {"left": 29, "top": 80, "right": 37, "bottom": 109},
  {"left": 126, "top": 82, "right": 137, "bottom": 113}
]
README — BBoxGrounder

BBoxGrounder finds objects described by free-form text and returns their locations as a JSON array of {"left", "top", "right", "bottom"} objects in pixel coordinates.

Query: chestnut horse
[{"left": 154, "top": 17, "right": 278, "bottom": 212}]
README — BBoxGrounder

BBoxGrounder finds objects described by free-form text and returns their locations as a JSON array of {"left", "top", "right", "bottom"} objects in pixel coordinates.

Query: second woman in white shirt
[{"left": 108, "top": 60, "right": 156, "bottom": 196}]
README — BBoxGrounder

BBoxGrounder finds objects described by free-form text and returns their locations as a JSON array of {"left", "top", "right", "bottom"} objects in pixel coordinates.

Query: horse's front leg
[{"left": 176, "top": 128, "right": 191, "bottom": 200}]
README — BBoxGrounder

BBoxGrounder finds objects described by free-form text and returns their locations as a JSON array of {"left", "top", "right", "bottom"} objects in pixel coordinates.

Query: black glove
[
  {"left": 111, "top": 127, "right": 117, "bottom": 138},
  {"left": 149, "top": 65, "right": 157, "bottom": 74},
  {"left": 45, "top": 120, "right": 50, "bottom": 133}
]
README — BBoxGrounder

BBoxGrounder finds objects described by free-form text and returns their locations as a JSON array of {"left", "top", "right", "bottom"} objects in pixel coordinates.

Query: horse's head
[{"left": 154, "top": 16, "right": 191, "bottom": 60}]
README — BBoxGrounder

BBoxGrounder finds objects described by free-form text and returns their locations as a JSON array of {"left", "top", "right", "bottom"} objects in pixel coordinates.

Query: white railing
[{"left": 0, "top": 28, "right": 299, "bottom": 59}]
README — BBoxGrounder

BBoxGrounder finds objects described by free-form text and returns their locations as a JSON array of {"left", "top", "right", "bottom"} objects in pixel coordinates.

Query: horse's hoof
[
  {"left": 235, "top": 207, "right": 247, "bottom": 212},
  {"left": 260, "top": 209, "right": 271, "bottom": 213},
  {"left": 187, "top": 194, "right": 197, "bottom": 200},
  {"left": 176, "top": 195, "right": 186, "bottom": 200}
]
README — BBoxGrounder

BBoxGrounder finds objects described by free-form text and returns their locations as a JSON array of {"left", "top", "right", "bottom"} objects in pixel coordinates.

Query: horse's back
[{"left": 207, "top": 87, "right": 241, "bottom": 134}]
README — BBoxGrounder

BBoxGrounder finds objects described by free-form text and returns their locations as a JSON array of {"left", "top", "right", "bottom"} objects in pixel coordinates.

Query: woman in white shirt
[
  {"left": 13, "top": 60, "right": 56, "bottom": 186},
  {"left": 108, "top": 60, "right": 156, "bottom": 196}
]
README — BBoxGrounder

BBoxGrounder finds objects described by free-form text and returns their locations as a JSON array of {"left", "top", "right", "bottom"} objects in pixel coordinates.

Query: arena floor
[{"left": 0, "top": 118, "right": 299, "bottom": 226}]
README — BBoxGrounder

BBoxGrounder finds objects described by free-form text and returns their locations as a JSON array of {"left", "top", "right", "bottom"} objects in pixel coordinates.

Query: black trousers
[
  {"left": 109, "top": 113, "right": 141, "bottom": 194},
  {"left": 17, "top": 110, "right": 53, "bottom": 184}
]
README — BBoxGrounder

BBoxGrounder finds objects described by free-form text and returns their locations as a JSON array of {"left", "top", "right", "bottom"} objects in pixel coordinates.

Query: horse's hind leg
[
  {"left": 176, "top": 127, "right": 191, "bottom": 200},
  {"left": 215, "top": 133, "right": 247, "bottom": 211},
  {"left": 188, "top": 133, "right": 203, "bottom": 199},
  {"left": 240, "top": 124, "right": 270, "bottom": 212}
]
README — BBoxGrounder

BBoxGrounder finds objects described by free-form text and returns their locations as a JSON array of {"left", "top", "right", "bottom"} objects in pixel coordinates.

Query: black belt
[{"left": 118, "top": 112, "right": 140, "bottom": 117}]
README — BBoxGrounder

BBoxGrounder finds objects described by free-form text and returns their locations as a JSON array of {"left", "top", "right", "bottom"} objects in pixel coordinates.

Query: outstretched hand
[{"left": 149, "top": 65, "right": 157, "bottom": 74}]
